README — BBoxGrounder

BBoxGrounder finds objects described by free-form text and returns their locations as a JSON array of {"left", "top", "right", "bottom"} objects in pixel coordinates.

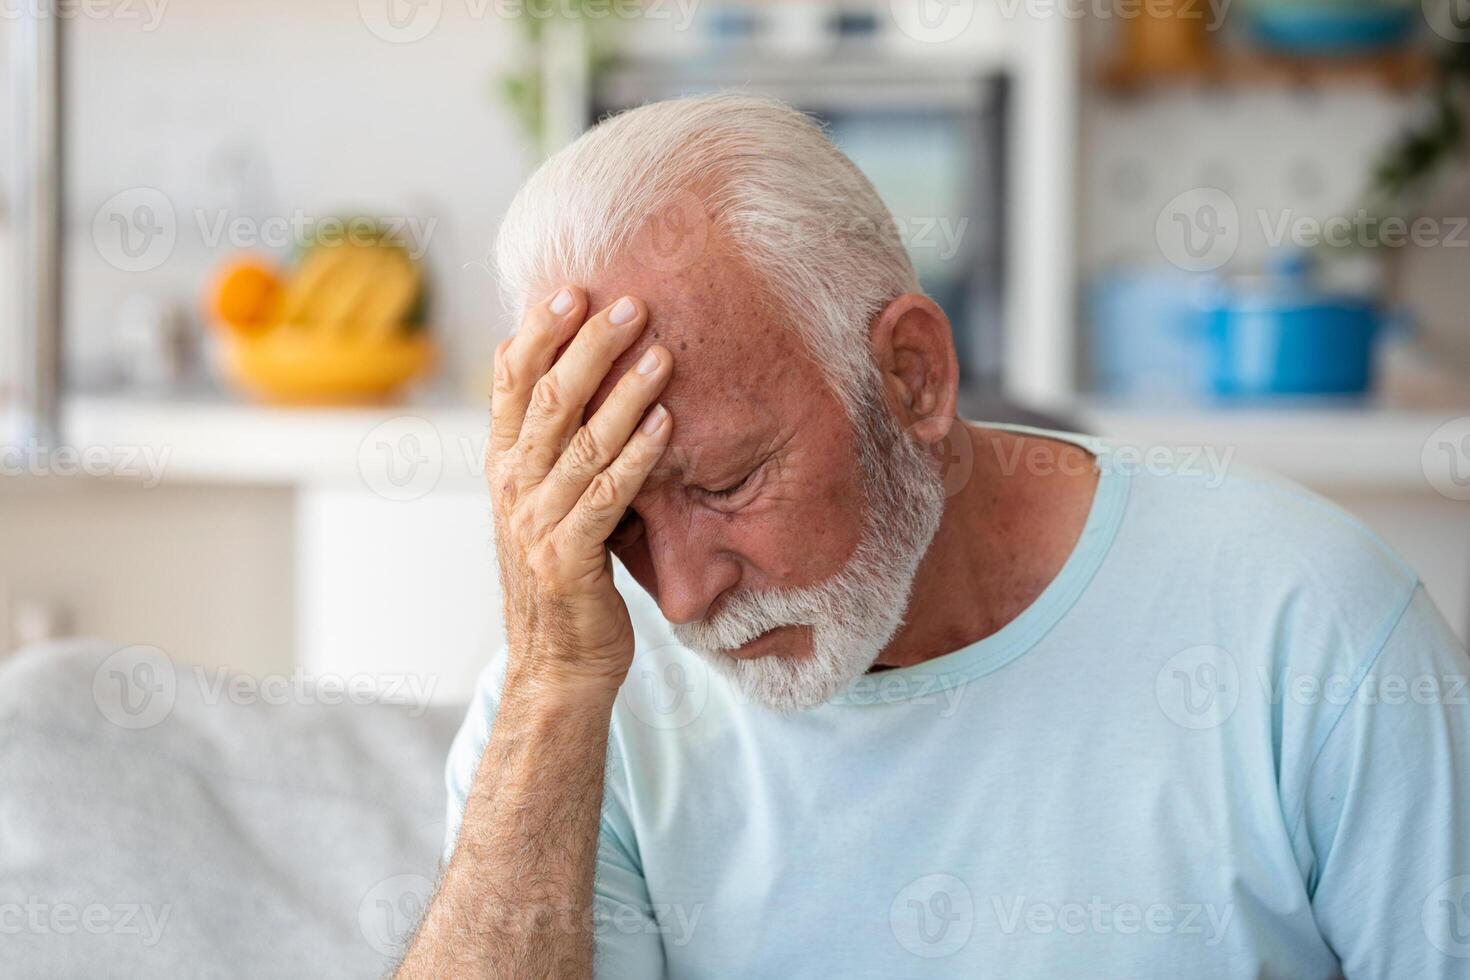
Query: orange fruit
[{"left": 207, "top": 258, "right": 282, "bottom": 335}]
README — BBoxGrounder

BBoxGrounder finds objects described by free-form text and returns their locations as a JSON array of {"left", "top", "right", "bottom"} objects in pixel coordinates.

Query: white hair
[{"left": 494, "top": 92, "right": 920, "bottom": 416}]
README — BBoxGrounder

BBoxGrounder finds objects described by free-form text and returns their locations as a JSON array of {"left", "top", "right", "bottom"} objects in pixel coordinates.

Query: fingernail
[
  {"left": 635, "top": 349, "right": 661, "bottom": 375},
  {"left": 549, "top": 288, "right": 573, "bottom": 315},
  {"left": 610, "top": 297, "right": 637, "bottom": 325},
  {"left": 641, "top": 404, "right": 668, "bottom": 435}
]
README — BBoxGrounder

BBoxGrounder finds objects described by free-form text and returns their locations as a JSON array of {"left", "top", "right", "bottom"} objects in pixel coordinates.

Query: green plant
[
  {"left": 1313, "top": 21, "right": 1470, "bottom": 264},
  {"left": 498, "top": 1, "right": 625, "bottom": 154},
  {"left": 1369, "top": 17, "right": 1470, "bottom": 209}
]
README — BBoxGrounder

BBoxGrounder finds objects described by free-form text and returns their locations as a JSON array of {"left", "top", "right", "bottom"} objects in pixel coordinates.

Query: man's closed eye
[{"left": 693, "top": 463, "right": 764, "bottom": 505}]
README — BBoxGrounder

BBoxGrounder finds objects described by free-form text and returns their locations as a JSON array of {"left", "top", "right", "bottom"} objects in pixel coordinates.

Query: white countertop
[
  {"left": 2, "top": 392, "right": 1462, "bottom": 493},
  {"left": 1073, "top": 399, "right": 1463, "bottom": 492},
  {"left": 57, "top": 392, "right": 493, "bottom": 490}
]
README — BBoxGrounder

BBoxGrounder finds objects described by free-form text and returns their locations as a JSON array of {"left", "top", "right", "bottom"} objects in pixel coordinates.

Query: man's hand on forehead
[{"left": 487, "top": 284, "right": 673, "bottom": 682}]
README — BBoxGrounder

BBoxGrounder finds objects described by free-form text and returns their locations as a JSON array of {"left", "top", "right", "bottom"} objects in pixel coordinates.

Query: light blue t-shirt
[{"left": 445, "top": 427, "right": 1470, "bottom": 978}]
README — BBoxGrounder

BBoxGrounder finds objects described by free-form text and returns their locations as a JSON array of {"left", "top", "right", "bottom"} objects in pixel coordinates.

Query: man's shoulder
[
  {"left": 1006, "top": 427, "right": 1415, "bottom": 607},
  {"left": 1112, "top": 450, "right": 1420, "bottom": 669},
  {"left": 1116, "top": 448, "right": 1414, "bottom": 587}
]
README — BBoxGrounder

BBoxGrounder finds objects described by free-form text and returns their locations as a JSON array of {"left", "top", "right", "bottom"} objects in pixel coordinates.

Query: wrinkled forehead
[{"left": 570, "top": 245, "right": 821, "bottom": 429}]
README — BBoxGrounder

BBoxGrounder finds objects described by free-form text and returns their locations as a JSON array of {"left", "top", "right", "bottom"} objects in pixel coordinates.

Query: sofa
[{"left": 0, "top": 641, "right": 463, "bottom": 978}]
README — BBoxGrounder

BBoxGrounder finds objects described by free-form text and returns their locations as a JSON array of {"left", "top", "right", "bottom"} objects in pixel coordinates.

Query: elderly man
[{"left": 399, "top": 95, "right": 1470, "bottom": 978}]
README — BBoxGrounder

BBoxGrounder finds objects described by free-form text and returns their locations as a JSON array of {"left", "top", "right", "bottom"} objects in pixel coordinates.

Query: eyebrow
[{"left": 652, "top": 429, "right": 769, "bottom": 489}]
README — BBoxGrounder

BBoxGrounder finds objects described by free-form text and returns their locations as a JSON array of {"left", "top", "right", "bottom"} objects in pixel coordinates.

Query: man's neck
[{"left": 870, "top": 422, "right": 1100, "bottom": 671}]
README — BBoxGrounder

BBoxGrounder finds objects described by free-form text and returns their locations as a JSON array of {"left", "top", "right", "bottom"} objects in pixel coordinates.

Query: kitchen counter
[
  {"left": 8, "top": 390, "right": 1464, "bottom": 682},
  {"left": 32, "top": 391, "right": 1467, "bottom": 494}
]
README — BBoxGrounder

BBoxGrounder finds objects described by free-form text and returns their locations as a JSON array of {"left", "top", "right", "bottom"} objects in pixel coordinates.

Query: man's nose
[{"left": 645, "top": 524, "right": 740, "bottom": 626}]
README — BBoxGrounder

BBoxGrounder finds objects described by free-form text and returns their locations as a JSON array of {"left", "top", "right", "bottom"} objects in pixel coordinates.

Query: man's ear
[{"left": 869, "top": 293, "right": 959, "bottom": 447}]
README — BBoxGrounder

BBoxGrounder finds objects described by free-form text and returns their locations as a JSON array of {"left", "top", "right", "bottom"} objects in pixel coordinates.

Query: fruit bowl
[
  {"left": 220, "top": 328, "right": 435, "bottom": 405},
  {"left": 204, "top": 227, "right": 434, "bottom": 404}
]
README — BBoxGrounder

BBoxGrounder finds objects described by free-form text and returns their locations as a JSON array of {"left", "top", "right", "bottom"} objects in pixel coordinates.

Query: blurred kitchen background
[{"left": 3, "top": 0, "right": 1469, "bottom": 700}]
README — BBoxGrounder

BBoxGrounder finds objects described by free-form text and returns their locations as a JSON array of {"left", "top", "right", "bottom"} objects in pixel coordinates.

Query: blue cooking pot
[
  {"left": 1243, "top": 1, "right": 1417, "bottom": 53},
  {"left": 1200, "top": 264, "right": 1386, "bottom": 397}
]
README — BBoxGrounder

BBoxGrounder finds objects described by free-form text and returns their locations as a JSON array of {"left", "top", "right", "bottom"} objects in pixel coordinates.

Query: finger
[
  {"left": 559, "top": 403, "right": 671, "bottom": 550},
  {"left": 518, "top": 295, "right": 647, "bottom": 461},
  {"left": 538, "top": 345, "right": 671, "bottom": 518},
  {"left": 490, "top": 286, "right": 587, "bottom": 454}
]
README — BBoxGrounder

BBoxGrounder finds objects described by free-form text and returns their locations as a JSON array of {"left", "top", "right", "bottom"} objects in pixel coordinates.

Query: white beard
[{"left": 671, "top": 393, "right": 947, "bottom": 713}]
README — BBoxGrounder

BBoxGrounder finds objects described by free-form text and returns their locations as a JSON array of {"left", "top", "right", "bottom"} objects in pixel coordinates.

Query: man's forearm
[
  {"left": 401, "top": 280, "right": 666, "bottom": 976},
  {"left": 397, "top": 669, "right": 618, "bottom": 979}
]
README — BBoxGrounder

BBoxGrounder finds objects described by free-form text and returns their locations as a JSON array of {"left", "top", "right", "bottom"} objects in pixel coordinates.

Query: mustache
[{"left": 672, "top": 590, "right": 818, "bottom": 652}]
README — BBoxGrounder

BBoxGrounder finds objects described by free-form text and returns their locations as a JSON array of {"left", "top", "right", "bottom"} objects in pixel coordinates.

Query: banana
[
  {"left": 268, "top": 237, "right": 423, "bottom": 338},
  {"left": 352, "top": 249, "right": 421, "bottom": 340},
  {"left": 277, "top": 245, "right": 348, "bottom": 326},
  {"left": 313, "top": 246, "right": 387, "bottom": 335}
]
